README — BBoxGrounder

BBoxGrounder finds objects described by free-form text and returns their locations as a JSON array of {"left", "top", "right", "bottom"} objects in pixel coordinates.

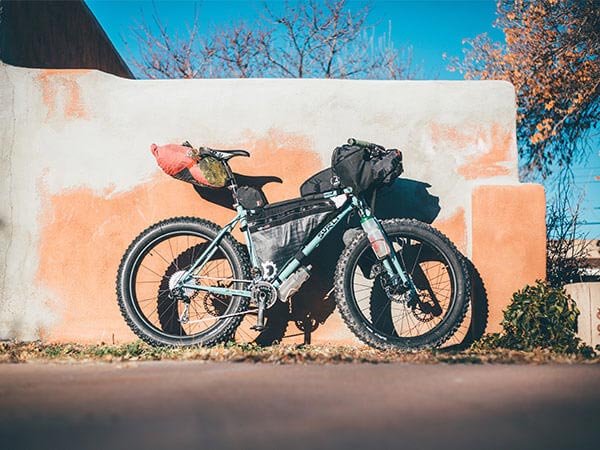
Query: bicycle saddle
[
  {"left": 180, "top": 141, "right": 250, "bottom": 161},
  {"left": 202, "top": 147, "right": 250, "bottom": 160}
]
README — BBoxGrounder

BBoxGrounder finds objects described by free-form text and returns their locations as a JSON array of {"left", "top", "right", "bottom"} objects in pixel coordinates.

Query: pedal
[{"left": 250, "top": 325, "right": 267, "bottom": 332}]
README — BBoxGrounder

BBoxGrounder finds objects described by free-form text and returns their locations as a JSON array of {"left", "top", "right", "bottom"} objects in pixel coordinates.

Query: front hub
[{"left": 380, "top": 274, "right": 416, "bottom": 304}]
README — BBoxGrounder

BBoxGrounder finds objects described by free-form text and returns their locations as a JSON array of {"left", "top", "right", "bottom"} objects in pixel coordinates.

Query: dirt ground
[{"left": 0, "top": 361, "right": 598, "bottom": 450}]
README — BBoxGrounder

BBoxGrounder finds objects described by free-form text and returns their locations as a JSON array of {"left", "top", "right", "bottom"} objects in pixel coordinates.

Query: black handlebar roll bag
[{"left": 331, "top": 144, "right": 403, "bottom": 194}]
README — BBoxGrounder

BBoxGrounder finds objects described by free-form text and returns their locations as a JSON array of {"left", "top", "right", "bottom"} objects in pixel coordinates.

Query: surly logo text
[{"left": 318, "top": 215, "right": 341, "bottom": 239}]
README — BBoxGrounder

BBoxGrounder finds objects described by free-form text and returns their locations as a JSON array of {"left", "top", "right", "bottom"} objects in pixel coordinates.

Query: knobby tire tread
[
  {"left": 334, "top": 218, "right": 471, "bottom": 351},
  {"left": 116, "top": 216, "right": 251, "bottom": 347}
]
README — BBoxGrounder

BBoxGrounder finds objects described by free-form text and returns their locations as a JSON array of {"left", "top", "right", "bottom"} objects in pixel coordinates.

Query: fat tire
[
  {"left": 334, "top": 218, "right": 470, "bottom": 351},
  {"left": 116, "top": 216, "right": 251, "bottom": 347}
]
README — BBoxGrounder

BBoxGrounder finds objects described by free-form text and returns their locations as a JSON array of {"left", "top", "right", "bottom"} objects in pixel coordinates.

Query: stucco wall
[
  {"left": 0, "top": 62, "right": 546, "bottom": 344},
  {"left": 564, "top": 283, "right": 600, "bottom": 348}
]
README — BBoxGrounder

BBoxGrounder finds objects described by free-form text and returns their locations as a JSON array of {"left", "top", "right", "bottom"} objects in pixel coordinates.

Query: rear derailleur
[{"left": 169, "top": 287, "right": 191, "bottom": 324}]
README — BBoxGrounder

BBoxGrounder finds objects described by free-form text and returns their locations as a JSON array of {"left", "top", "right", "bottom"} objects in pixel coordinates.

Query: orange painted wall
[
  {"left": 471, "top": 184, "right": 547, "bottom": 332},
  {"left": 434, "top": 208, "right": 467, "bottom": 255}
]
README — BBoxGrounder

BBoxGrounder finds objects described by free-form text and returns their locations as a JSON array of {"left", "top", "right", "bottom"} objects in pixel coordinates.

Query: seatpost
[{"left": 223, "top": 162, "right": 239, "bottom": 202}]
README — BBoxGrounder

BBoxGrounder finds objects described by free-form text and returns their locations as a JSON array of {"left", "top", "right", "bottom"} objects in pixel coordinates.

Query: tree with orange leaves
[{"left": 452, "top": 0, "right": 599, "bottom": 179}]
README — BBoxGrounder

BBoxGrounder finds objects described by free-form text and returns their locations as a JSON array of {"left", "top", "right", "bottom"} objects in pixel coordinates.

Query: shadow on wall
[
  {"left": 193, "top": 173, "right": 284, "bottom": 210},
  {"left": 194, "top": 175, "right": 488, "bottom": 347}
]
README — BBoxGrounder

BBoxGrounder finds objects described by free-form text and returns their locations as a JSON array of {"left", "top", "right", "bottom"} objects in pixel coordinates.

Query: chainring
[{"left": 251, "top": 281, "right": 278, "bottom": 309}]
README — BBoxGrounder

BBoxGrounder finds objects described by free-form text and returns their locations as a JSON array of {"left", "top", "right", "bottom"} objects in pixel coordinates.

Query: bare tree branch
[{"left": 126, "top": 0, "right": 421, "bottom": 81}]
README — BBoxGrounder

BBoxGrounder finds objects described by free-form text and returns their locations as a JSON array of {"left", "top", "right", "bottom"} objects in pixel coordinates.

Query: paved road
[{"left": 0, "top": 362, "right": 599, "bottom": 450}]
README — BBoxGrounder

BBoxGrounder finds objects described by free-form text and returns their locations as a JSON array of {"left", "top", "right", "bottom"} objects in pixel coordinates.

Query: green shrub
[{"left": 474, "top": 280, "right": 594, "bottom": 356}]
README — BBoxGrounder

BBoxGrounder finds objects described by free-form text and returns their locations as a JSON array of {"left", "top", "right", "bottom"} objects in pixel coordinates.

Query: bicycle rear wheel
[{"left": 116, "top": 217, "right": 251, "bottom": 347}]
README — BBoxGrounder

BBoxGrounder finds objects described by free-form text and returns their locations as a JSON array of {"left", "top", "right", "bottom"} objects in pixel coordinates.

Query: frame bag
[{"left": 247, "top": 196, "right": 338, "bottom": 273}]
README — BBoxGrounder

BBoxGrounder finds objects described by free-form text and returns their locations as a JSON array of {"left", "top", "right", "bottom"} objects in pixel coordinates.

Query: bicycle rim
[
  {"left": 350, "top": 232, "right": 458, "bottom": 341},
  {"left": 128, "top": 229, "right": 244, "bottom": 341}
]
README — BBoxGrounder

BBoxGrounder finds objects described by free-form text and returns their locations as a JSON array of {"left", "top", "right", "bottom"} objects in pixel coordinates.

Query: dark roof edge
[{"left": 82, "top": 0, "right": 135, "bottom": 79}]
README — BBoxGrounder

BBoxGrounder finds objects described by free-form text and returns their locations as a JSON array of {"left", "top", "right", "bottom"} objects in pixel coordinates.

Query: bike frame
[{"left": 177, "top": 189, "right": 414, "bottom": 300}]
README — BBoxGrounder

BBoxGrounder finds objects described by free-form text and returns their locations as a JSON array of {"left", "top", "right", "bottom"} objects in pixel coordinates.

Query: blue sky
[
  {"left": 85, "top": 0, "right": 599, "bottom": 237},
  {"left": 86, "top": 0, "right": 504, "bottom": 79}
]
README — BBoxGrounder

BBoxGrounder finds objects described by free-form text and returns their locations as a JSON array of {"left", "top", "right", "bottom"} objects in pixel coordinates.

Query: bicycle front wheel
[
  {"left": 335, "top": 218, "right": 470, "bottom": 351},
  {"left": 116, "top": 217, "right": 251, "bottom": 347}
]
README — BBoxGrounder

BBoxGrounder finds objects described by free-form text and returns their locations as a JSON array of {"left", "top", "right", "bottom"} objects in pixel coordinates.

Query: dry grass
[{"left": 1, "top": 340, "right": 598, "bottom": 365}]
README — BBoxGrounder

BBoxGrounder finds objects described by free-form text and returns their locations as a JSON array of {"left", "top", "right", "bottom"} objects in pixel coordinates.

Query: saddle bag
[
  {"left": 151, "top": 143, "right": 228, "bottom": 188},
  {"left": 247, "top": 196, "right": 339, "bottom": 273},
  {"left": 331, "top": 144, "right": 403, "bottom": 194}
]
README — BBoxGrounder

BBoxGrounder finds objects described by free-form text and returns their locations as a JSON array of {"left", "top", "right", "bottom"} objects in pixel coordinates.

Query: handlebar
[
  {"left": 347, "top": 138, "right": 388, "bottom": 156},
  {"left": 347, "top": 138, "right": 375, "bottom": 147}
]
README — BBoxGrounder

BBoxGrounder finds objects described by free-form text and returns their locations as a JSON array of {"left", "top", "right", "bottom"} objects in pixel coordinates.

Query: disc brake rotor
[
  {"left": 410, "top": 291, "right": 436, "bottom": 323},
  {"left": 203, "top": 283, "right": 231, "bottom": 317}
]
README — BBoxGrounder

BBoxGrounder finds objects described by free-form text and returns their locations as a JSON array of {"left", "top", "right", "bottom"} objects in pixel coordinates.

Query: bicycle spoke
[
  {"left": 126, "top": 224, "right": 248, "bottom": 344},
  {"left": 350, "top": 230, "right": 458, "bottom": 342}
]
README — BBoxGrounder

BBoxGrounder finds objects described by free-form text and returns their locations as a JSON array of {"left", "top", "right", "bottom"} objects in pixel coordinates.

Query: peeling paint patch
[
  {"left": 36, "top": 69, "right": 91, "bottom": 121},
  {"left": 430, "top": 123, "right": 473, "bottom": 149},
  {"left": 430, "top": 123, "right": 514, "bottom": 179},
  {"left": 457, "top": 124, "right": 513, "bottom": 179}
]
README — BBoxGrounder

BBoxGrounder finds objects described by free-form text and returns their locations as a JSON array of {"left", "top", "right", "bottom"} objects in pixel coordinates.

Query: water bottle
[
  {"left": 361, "top": 217, "right": 391, "bottom": 260},
  {"left": 278, "top": 265, "right": 311, "bottom": 302}
]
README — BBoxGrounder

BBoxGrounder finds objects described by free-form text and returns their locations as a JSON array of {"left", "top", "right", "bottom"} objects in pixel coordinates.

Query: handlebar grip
[
  {"left": 348, "top": 138, "right": 381, "bottom": 148},
  {"left": 347, "top": 138, "right": 373, "bottom": 147}
]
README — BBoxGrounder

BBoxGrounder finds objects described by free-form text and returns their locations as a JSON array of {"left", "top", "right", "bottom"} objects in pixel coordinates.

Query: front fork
[{"left": 355, "top": 198, "right": 418, "bottom": 301}]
